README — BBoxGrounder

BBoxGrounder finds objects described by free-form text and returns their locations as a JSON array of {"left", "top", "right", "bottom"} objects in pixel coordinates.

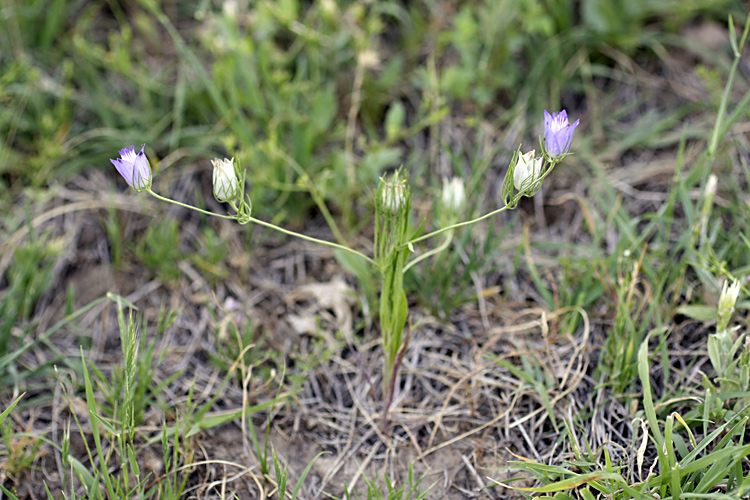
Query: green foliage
[
  {"left": 493, "top": 14, "right": 750, "bottom": 499},
  {"left": 75, "top": 313, "right": 147, "bottom": 497},
  {"left": 407, "top": 221, "right": 511, "bottom": 319},
  {"left": 90, "top": 300, "right": 180, "bottom": 428},
  {"left": 328, "top": 463, "right": 432, "bottom": 500},
  {"left": 102, "top": 207, "right": 123, "bottom": 269},
  {"left": 0, "top": 415, "right": 41, "bottom": 479},
  {"left": 375, "top": 171, "right": 414, "bottom": 400},
  {"left": 436, "top": 1, "right": 553, "bottom": 106},
  {"left": 2, "top": 0, "right": 734, "bottom": 226},
  {"left": 149, "top": 0, "right": 401, "bottom": 227},
  {"left": 596, "top": 251, "right": 656, "bottom": 395},
  {"left": 56, "top": 297, "right": 194, "bottom": 499},
  {"left": 0, "top": 0, "right": 187, "bottom": 189},
  {"left": 0, "top": 295, "right": 110, "bottom": 395},
  {"left": 191, "top": 225, "right": 229, "bottom": 285},
  {"left": 581, "top": 0, "right": 732, "bottom": 45},
  {"left": 272, "top": 447, "right": 327, "bottom": 500},
  {"left": 136, "top": 218, "right": 183, "bottom": 282},
  {"left": 497, "top": 337, "right": 750, "bottom": 499},
  {"left": 4, "top": 1, "right": 750, "bottom": 498},
  {"left": 0, "top": 394, "right": 38, "bottom": 480},
  {"left": 245, "top": 373, "right": 324, "bottom": 499},
  {"left": 209, "top": 307, "right": 283, "bottom": 384},
  {"left": 0, "top": 222, "right": 61, "bottom": 358}
]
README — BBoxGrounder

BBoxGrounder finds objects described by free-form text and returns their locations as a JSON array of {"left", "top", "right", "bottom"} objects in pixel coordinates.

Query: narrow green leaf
[
  {"left": 0, "top": 485, "right": 20, "bottom": 500},
  {"left": 291, "top": 452, "right": 328, "bottom": 500},
  {"left": 676, "top": 304, "right": 716, "bottom": 322},
  {"left": 43, "top": 482, "right": 55, "bottom": 500},
  {"left": 729, "top": 15, "right": 739, "bottom": 56},
  {"left": 518, "top": 472, "right": 625, "bottom": 492},
  {"left": 81, "top": 349, "right": 116, "bottom": 498},
  {"left": 69, "top": 456, "right": 99, "bottom": 492},
  {"left": 92, "top": 413, "right": 119, "bottom": 437},
  {"left": 670, "top": 463, "right": 682, "bottom": 500},
  {"left": 0, "top": 393, "right": 24, "bottom": 425},
  {"left": 128, "top": 442, "right": 140, "bottom": 478},
  {"left": 638, "top": 339, "right": 664, "bottom": 453}
]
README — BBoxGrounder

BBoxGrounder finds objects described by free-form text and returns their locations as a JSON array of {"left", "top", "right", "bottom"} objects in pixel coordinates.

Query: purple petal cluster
[
  {"left": 110, "top": 144, "right": 152, "bottom": 192},
  {"left": 544, "top": 110, "right": 579, "bottom": 158}
]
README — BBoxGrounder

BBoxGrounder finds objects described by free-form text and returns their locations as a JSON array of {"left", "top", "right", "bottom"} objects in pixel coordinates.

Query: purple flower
[
  {"left": 544, "top": 110, "right": 579, "bottom": 158},
  {"left": 110, "top": 144, "right": 152, "bottom": 192}
]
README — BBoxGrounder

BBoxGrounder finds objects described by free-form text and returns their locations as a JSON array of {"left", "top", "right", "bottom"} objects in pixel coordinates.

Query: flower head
[
  {"left": 441, "top": 177, "right": 465, "bottom": 215},
  {"left": 381, "top": 181, "right": 405, "bottom": 216},
  {"left": 110, "top": 144, "right": 152, "bottom": 192},
  {"left": 544, "top": 110, "right": 579, "bottom": 158},
  {"left": 212, "top": 157, "right": 240, "bottom": 203},
  {"left": 377, "top": 172, "right": 408, "bottom": 217},
  {"left": 718, "top": 279, "right": 742, "bottom": 332},
  {"left": 514, "top": 150, "right": 542, "bottom": 192}
]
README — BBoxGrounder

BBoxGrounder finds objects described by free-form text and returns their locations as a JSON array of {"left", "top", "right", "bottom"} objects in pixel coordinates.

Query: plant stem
[
  {"left": 245, "top": 215, "right": 375, "bottom": 265},
  {"left": 269, "top": 147, "right": 348, "bottom": 246},
  {"left": 147, "top": 189, "right": 238, "bottom": 220},
  {"left": 402, "top": 231, "right": 453, "bottom": 273},
  {"left": 146, "top": 189, "right": 376, "bottom": 265},
  {"left": 406, "top": 204, "right": 512, "bottom": 247}
]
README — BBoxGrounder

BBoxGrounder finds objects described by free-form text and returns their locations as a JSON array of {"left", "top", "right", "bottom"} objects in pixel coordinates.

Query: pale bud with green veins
[
  {"left": 718, "top": 279, "right": 741, "bottom": 333},
  {"left": 378, "top": 173, "right": 407, "bottom": 217},
  {"left": 514, "top": 150, "right": 542, "bottom": 192},
  {"left": 441, "top": 177, "right": 465, "bottom": 214},
  {"left": 212, "top": 157, "right": 240, "bottom": 204}
]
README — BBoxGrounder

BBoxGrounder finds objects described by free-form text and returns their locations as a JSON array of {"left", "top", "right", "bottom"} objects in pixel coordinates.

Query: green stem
[
  {"left": 269, "top": 147, "right": 348, "bottom": 246},
  {"left": 147, "top": 189, "right": 237, "bottom": 220},
  {"left": 245, "top": 215, "right": 375, "bottom": 265},
  {"left": 402, "top": 231, "right": 453, "bottom": 273},
  {"left": 405, "top": 204, "right": 512, "bottom": 247},
  {"left": 403, "top": 154, "right": 563, "bottom": 250},
  {"left": 146, "top": 189, "right": 376, "bottom": 266}
]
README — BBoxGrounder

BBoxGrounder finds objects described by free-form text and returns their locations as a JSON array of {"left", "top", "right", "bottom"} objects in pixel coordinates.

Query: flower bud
[
  {"left": 212, "top": 157, "right": 240, "bottom": 203},
  {"left": 718, "top": 279, "right": 741, "bottom": 332},
  {"left": 378, "top": 172, "right": 408, "bottom": 217},
  {"left": 514, "top": 150, "right": 542, "bottom": 192},
  {"left": 381, "top": 182, "right": 405, "bottom": 216},
  {"left": 441, "top": 177, "right": 465, "bottom": 215}
]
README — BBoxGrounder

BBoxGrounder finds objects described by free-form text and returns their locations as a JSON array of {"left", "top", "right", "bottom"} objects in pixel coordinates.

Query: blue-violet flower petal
[
  {"left": 111, "top": 144, "right": 152, "bottom": 192},
  {"left": 544, "top": 110, "right": 579, "bottom": 158}
]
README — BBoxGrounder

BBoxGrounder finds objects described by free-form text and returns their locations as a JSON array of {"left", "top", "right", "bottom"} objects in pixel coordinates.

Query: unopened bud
[
  {"left": 378, "top": 172, "right": 408, "bottom": 217},
  {"left": 718, "top": 279, "right": 741, "bottom": 332},
  {"left": 514, "top": 150, "right": 542, "bottom": 192},
  {"left": 212, "top": 157, "right": 240, "bottom": 203},
  {"left": 441, "top": 177, "right": 465, "bottom": 215}
]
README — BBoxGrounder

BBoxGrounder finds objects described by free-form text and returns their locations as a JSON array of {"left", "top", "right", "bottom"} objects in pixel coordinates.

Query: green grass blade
[
  {"left": 0, "top": 393, "right": 24, "bottom": 425},
  {"left": 637, "top": 337, "right": 666, "bottom": 472},
  {"left": 291, "top": 451, "right": 328, "bottom": 500}
]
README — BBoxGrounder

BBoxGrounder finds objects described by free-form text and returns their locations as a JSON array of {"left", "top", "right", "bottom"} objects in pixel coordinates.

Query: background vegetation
[{"left": 2, "top": 0, "right": 750, "bottom": 498}]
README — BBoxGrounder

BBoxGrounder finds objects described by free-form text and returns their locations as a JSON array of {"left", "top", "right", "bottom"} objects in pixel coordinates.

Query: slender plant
[{"left": 109, "top": 110, "right": 580, "bottom": 426}]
